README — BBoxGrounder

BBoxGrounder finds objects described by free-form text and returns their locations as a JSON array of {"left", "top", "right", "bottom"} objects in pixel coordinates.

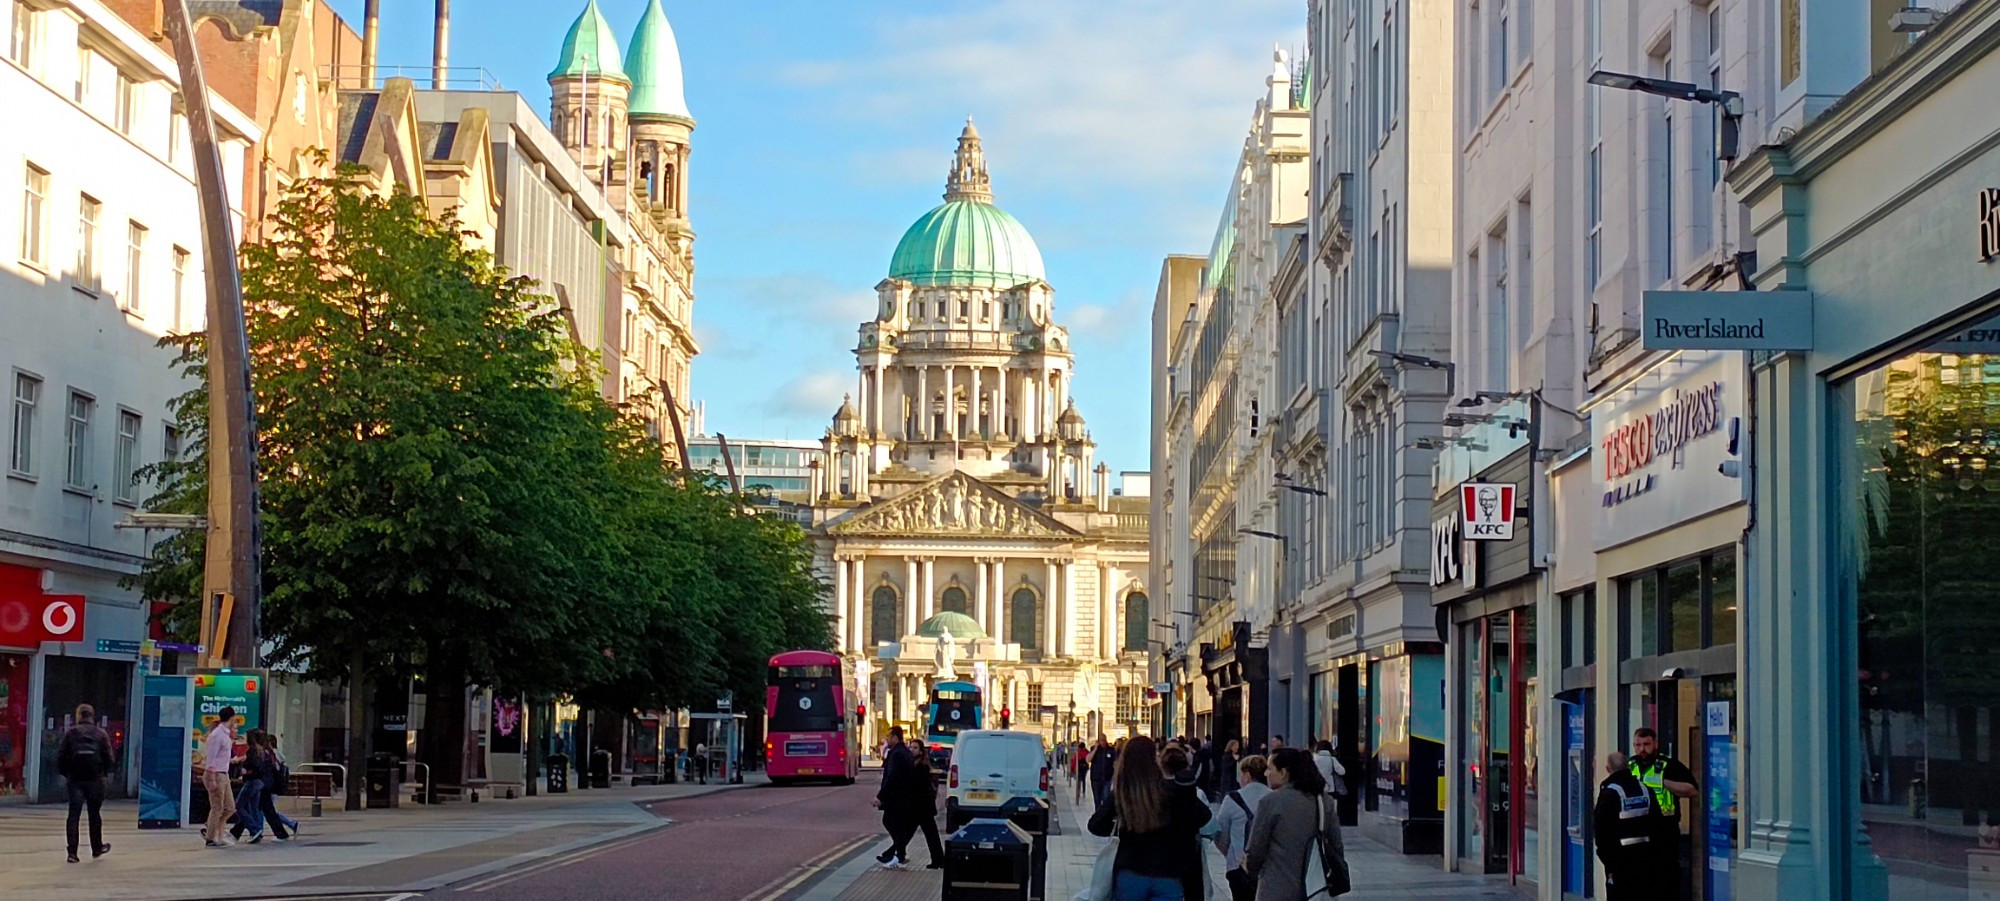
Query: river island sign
[{"left": 1641, "top": 291, "right": 1813, "bottom": 351}]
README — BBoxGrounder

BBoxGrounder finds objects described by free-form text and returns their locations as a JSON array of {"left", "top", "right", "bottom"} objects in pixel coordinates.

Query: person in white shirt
[
  {"left": 1211, "top": 754, "right": 1273, "bottom": 901},
  {"left": 1314, "top": 740, "right": 1348, "bottom": 797},
  {"left": 200, "top": 706, "right": 240, "bottom": 847}
]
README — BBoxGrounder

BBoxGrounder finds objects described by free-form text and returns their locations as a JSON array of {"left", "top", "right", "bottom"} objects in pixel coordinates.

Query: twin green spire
[{"left": 549, "top": 0, "right": 691, "bottom": 119}]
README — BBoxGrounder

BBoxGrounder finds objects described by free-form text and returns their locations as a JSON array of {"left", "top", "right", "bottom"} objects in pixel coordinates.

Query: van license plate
[{"left": 968, "top": 790, "right": 999, "bottom": 802}]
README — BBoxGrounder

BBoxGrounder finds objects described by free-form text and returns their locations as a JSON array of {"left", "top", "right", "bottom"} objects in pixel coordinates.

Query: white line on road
[{"left": 741, "top": 832, "right": 876, "bottom": 901}]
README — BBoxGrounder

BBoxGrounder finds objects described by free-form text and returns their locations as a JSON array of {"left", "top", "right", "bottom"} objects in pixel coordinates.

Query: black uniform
[
  {"left": 1594, "top": 768, "right": 1671, "bottom": 901},
  {"left": 1630, "top": 753, "right": 1697, "bottom": 895}
]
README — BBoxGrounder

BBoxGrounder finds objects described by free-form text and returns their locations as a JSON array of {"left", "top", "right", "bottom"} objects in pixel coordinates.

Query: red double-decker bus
[{"left": 764, "top": 650, "right": 860, "bottom": 785}]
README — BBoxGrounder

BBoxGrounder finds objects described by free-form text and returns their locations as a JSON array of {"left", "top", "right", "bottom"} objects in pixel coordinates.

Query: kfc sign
[
  {"left": 1461, "top": 483, "right": 1518, "bottom": 541},
  {"left": 0, "top": 594, "right": 87, "bottom": 647}
]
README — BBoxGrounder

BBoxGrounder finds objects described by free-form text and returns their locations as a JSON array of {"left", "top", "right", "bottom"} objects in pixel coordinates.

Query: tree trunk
[
  {"left": 344, "top": 651, "right": 370, "bottom": 811},
  {"left": 419, "top": 664, "right": 468, "bottom": 802}
]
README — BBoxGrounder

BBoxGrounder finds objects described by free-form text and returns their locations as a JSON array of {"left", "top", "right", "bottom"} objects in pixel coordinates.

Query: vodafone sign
[{"left": 0, "top": 593, "right": 87, "bottom": 647}]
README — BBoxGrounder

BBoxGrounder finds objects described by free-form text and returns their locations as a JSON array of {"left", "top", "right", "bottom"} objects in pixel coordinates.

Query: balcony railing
[{"left": 320, "top": 65, "right": 505, "bottom": 92}]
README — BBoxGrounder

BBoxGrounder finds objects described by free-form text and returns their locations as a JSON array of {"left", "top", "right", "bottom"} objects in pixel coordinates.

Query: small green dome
[
  {"left": 917, "top": 611, "right": 986, "bottom": 641},
  {"left": 549, "top": 0, "right": 628, "bottom": 84},
  {"left": 625, "top": 0, "right": 691, "bottom": 119},
  {"left": 889, "top": 200, "right": 1045, "bottom": 288}
]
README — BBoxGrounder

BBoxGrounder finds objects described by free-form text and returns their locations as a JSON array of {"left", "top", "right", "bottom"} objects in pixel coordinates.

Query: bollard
[{"left": 311, "top": 796, "right": 323, "bottom": 817}]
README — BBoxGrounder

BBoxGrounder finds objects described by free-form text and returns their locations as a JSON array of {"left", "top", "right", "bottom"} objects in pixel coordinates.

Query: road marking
[
  {"left": 451, "top": 827, "right": 664, "bottom": 893},
  {"left": 740, "top": 832, "right": 876, "bottom": 901}
]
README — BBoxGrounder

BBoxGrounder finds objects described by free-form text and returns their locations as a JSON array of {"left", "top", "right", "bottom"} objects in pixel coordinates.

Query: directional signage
[
  {"left": 1460, "top": 483, "right": 1517, "bottom": 541},
  {"left": 1642, "top": 290, "right": 1813, "bottom": 351}
]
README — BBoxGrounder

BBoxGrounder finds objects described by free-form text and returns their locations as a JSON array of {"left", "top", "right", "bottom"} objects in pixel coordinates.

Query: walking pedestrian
[
  {"left": 1595, "top": 751, "right": 1669, "bottom": 900},
  {"left": 1086, "top": 735, "right": 1212, "bottom": 901},
  {"left": 230, "top": 731, "right": 297, "bottom": 843},
  {"left": 1313, "top": 740, "right": 1348, "bottom": 798},
  {"left": 874, "top": 726, "right": 916, "bottom": 869},
  {"left": 1073, "top": 741, "right": 1090, "bottom": 805},
  {"left": 1211, "top": 755, "right": 1272, "bottom": 901},
  {"left": 200, "top": 706, "right": 241, "bottom": 848},
  {"left": 1245, "top": 747, "right": 1349, "bottom": 901},
  {"left": 1212, "top": 738, "right": 1241, "bottom": 800},
  {"left": 1089, "top": 734, "right": 1118, "bottom": 811},
  {"left": 905, "top": 738, "right": 945, "bottom": 869},
  {"left": 55, "top": 704, "right": 112, "bottom": 862}
]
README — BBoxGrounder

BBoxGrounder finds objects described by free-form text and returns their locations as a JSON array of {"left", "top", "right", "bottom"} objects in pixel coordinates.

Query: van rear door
[{"left": 957, "top": 735, "right": 1045, "bottom": 803}]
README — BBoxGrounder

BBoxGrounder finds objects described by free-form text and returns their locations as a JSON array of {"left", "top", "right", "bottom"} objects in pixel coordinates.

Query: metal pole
[
  {"left": 360, "top": 0, "right": 380, "bottom": 86},
  {"left": 161, "top": 0, "right": 262, "bottom": 670},
  {"left": 715, "top": 433, "right": 743, "bottom": 495},
  {"left": 432, "top": 0, "right": 450, "bottom": 89}
]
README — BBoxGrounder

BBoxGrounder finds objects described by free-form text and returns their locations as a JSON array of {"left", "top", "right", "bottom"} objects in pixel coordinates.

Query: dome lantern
[{"left": 886, "top": 122, "right": 1045, "bottom": 288}]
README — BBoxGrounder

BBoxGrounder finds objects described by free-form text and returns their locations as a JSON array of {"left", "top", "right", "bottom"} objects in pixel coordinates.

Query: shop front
[
  {"left": 1199, "top": 620, "right": 1268, "bottom": 752},
  {"left": 1587, "top": 349, "right": 1746, "bottom": 901},
  {"left": 1547, "top": 447, "right": 1603, "bottom": 900},
  {"left": 1730, "top": 5, "right": 2000, "bottom": 895},
  {"left": 0, "top": 559, "right": 144, "bottom": 804},
  {"left": 1435, "top": 448, "right": 1543, "bottom": 884}
]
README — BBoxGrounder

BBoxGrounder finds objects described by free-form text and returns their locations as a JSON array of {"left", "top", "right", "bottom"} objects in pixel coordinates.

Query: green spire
[
  {"left": 549, "top": 0, "right": 629, "bottom": 84},
  {"left": 625, "top": 0, "right": 690, "bottom": 119}
]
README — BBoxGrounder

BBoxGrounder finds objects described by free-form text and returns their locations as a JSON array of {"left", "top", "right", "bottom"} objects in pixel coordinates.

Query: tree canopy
[{"left": 136, "top": 171, "right": 831, "bottom": 725}]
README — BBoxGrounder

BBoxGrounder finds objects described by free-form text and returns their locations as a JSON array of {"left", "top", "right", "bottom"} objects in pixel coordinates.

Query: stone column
[
  {"left": 850, "top": 557, "right": 868, "bottom": 652},
  {"left": 873, "top": 364, "right": 886, "bottom": 437},
  {"left": 1044, "top": 560, "right": 1060, "bottom": 655},
  {"left": 921, "top": 558, "right": 936, "bottom": 621},
  {"left": 904, "top": 557, "right": 920, "bottom": 636},
  {"left": 944, "top": 367, "right": 957, "bottom": 439},
  {"left": 974, "top": 557, "right": 989, "bottom": 632},
  {"left": 1061, "top": 561, "right": 1078, "bottom": 657},
  {"left": 917, "top": 366, "right": 930, "bottom": 439},
  {"left": 1101, "top": 563, "right": 1118, "bottom": 660},
  {"left": 992, "top": 559, "right": 1008, "bottom": 644},
  {"left": 970, "top": 368, "right": 983, "bottom": 438},
  {"left": 833, "top": 554, "right": 850, "bottom": 655},
  {"left": 998, "top": 368, "right": 1011, "bottom": 438}
]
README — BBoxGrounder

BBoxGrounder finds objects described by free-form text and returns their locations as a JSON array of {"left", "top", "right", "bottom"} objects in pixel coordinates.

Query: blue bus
[{"left": 924, "top": 681, "right": 984, "bottom": 772}]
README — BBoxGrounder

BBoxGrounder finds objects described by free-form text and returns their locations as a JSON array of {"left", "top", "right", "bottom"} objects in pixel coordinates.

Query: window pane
[
  {"left": 1665, "top": 560, "right": 1702, "bottom": 652},
  {"left": 11, "top": 374, "right": 38, "bottom": 474},
  {"left": 1708, "top": 552, "right": 1738, "bottom": 646}
]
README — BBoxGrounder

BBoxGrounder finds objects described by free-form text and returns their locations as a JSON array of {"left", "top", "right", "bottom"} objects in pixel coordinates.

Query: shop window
[
  {"left": 0, "top": 652, "right": 27, "bottom": 797},
  {"left": 1841, "top": 333, "right": 2000, "bottom": 889},
  {"left": 1665, "top": 560, "right": 1702, "bottom": 653},
  {"left": 1561, "top": 588, "right": 1597, "bottom": 669},
  {"left": 37, "top": 656, "right": 131, "bottom": 802}
]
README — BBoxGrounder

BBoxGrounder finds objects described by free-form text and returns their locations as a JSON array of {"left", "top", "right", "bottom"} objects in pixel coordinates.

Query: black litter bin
[
  {"left": 944, "top": 818, "right": 1031, "bottom": 901},
  {"left": 589, "top": 748, "right": 612, "bottom": 788},
  {"left": 946, "top": 798, "right": 1050, "bottom": 901},
  {"left": 546, "top": 753, "right": 569, "bottom": 793},
  {"left": 365, "top": 753, "right": 400, "bottom": 809}
]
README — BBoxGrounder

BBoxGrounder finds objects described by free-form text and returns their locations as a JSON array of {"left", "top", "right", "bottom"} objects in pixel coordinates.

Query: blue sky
[{"left": 327, "top": 0, "right": 1300, "bottom": 473}]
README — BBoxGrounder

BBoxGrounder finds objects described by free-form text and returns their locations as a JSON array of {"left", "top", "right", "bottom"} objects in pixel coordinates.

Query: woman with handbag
[
  {"left": 1243, "top": 748, "right": 1349, "bottom": 900},
  {"left": 253, "top": 732, "right": 300, "bottom": 841},
  {"left": 1085, "top": 736, "right": 1212, "bottom": 901},
  {"left": 1211, "top": 755, "right": 1272, "bottom": 901}
]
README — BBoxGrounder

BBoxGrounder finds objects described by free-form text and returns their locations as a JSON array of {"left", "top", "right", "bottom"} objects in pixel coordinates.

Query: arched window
[
  {"left": 869, "top": 585, "right": 899, "bottom": 647},
  {"left": 1123, "top": 591, "right": 1149, "bottom": 652},
  {"left": 941, "top": 586, "right": 968, "bottom": 615},
  {"left": 1010, "top": 587, "right": 1039, "bottom": 651}
]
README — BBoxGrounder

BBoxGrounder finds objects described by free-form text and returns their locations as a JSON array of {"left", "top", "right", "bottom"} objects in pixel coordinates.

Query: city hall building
[{"left": 810, "top": 124, "right": 1152, "bottom": 752}]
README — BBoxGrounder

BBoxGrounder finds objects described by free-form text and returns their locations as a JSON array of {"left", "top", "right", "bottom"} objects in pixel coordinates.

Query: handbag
[
  {"left": 270, "top": 749, "right": 291, "bottom": 796},
  {"left": 1077, "top": 835, "right": 1118, "bottom": 901},
  {"left": 1303, "top": 793, "right": 1352, "bottom": 898}
]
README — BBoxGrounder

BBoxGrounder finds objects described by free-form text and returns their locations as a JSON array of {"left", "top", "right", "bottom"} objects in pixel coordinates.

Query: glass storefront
[
  {"left": 36, "top": 656, "right": 131, "bottom": 801},
  {"left": 1839, "top": 325, "right": 2000, "bottom": 899},
  {"left": 1457, "top": 608, "right": 1540, "bottom": 880},
  {"left": 1, "top": 652, "right": 28, "bottom": 798},
  {"left": 1373, "top": 652, "right": 1445, "bottom": 841}
]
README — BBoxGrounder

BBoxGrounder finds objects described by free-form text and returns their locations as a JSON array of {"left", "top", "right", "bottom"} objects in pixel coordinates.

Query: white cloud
[
  {"left": 703, "top": 272, "right": 877, "bottom": 328},
  {"left": 1065, "top": 290, "right": 1151, "bottom": 345},
  {"left": 765, "top": 370, "right": 852, "bottom": 420},
  {"left": 782, "top": 0, "right": 1303, "bottom": 201}
]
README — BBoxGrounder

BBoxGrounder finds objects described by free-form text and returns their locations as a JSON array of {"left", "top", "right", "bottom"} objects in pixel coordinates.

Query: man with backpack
[{"left": 55, "top": 703, "right": 113, "bottom": 863}]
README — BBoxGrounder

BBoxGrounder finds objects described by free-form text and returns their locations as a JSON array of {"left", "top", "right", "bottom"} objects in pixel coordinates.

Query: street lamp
[
  {"left": 1274, "top": 473, "right": 1328, "bottom": 497},
  {"left": 1588, "top": 69, "right": 1744, "bottom": 160},
  {"left": 1237, "top": 528, "right": 1290, "bottom": 547},
  {"left": 1367, "top": 350, "right": 1456, "bottom": 401}
]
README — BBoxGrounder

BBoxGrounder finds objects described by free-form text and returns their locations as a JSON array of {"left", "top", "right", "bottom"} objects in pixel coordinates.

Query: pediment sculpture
[{"left": 829, "top": 473, "right": 1073, "bottom": 537}]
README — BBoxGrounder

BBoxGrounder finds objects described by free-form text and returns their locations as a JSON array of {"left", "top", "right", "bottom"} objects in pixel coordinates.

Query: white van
[{"left": 943, "top": 729, "right": 1049, "bottom": 828}]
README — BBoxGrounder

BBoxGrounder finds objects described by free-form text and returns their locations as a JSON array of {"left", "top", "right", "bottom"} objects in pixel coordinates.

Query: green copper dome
[
  {"left": 549, "top": 0, "right": 628, "bottom": 84},
  {"left": 917, "top": 611, "right": 986, "bottom": 641},
  {"left": 889, "top": 200, "right": 1046, "bottom": 288},
  {"left": 625, "top": 0, "right": 691, "bottom": 119}
]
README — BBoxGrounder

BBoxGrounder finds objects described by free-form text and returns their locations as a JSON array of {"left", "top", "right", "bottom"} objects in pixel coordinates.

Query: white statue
[{"left": 936, "top": 628, "right": 959, "bottom": 680}]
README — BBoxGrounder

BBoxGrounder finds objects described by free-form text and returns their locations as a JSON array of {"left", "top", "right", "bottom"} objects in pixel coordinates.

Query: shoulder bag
[{"left": 1303, "top": 793, "right": 1352, "bottom": 898}]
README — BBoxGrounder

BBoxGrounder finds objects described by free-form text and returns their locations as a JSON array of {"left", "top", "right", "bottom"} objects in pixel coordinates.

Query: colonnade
[
  {"left": 830, "top": 553, "right": 1133, "bottom": 660},
  {"left": 850, "top": 363, "right": 1069, "bottom": 443}
]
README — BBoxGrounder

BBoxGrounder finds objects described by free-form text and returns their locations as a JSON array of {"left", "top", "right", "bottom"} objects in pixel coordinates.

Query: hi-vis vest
[
  {"left": 1606, "top": 781, "right": 1654, "bottom": 845},
  {"left": 1630, "top": 758, "right": 1677, "bottom": 816}
]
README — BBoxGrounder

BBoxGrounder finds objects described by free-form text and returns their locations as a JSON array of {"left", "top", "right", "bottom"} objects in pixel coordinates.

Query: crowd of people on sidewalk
[{"left": 198, "top": 706, "right": 301, "bottom": 849}]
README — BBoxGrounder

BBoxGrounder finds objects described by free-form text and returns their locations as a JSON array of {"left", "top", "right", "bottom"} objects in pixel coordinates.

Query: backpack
[
  {"left": 57, "top": 726, "right": 107, "bottom": 781},
  {"left": 268, "top": 748, "right": 291, "bottom": 796}
]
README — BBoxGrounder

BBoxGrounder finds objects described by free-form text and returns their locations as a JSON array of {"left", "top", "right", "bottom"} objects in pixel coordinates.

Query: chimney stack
[
  {"left": 360, "top": 0, "right": 379, "bottom": 87},
  {"left": 431, "top": 0, "right": 450, "bottom": 89}
]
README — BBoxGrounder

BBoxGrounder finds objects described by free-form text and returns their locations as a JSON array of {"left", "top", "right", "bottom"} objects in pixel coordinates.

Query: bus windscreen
[
  {"left": 769, "top": 676, "right": 841, "bottom": 733},
  {"left": 929, "top": 697, "right": 979, "bottom": 735}
]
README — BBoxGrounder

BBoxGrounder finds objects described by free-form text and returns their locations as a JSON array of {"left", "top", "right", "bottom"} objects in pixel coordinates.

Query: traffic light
[
  {"left": 1000, "top": 706, "right": 1011, "bottom": 729},
  {"left": 856, "top": 703, "right": 866, "bottom": 725}
]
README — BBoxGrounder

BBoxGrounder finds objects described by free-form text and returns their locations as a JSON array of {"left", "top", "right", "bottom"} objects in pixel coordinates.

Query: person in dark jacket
[
  {"left": 905, "top": 738, "right": 946, "bottom": 869},
  {"left": 875, "top": 726, "right": 916, "bottom": 868},
  {"left": 1089, "top": 734, "right": 1118, "bottom": 810},
  {"left": 1088, "top": 736, "right": 1212, "bottom": 900},
  {"left": 1213, "top": 739, "right": 1242, "bottom": 800},
  {"left": 231, "top": 731, "right": 297, "bottom": 842},
  {"left": 1594, "top": 751, "right": 1670, "bottom": 900},
  {"left": 55, "top": 704, "right": 113, "bottom": 863}
]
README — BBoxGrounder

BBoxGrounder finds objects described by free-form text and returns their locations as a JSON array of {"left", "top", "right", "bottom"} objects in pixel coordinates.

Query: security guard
[
  {"left": 1629, "top": 727, "right": 1698, "bottom": 895},
  {"left": 1594, "top": 752, "right": 1669, "bottom": 900}
]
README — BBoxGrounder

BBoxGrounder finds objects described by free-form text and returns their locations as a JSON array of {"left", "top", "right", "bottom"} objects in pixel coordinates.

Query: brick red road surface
[{"left": 436, "top": 780, "right": 880, "bottom": 900}]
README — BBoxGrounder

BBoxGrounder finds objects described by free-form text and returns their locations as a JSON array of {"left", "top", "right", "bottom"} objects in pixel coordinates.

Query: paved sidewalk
[
  {"left": 806, "top": 774, "right": 1517, "bottom": 900},
  {"left": 0, "top": 773, "right": 764, "bottom": 900}
]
